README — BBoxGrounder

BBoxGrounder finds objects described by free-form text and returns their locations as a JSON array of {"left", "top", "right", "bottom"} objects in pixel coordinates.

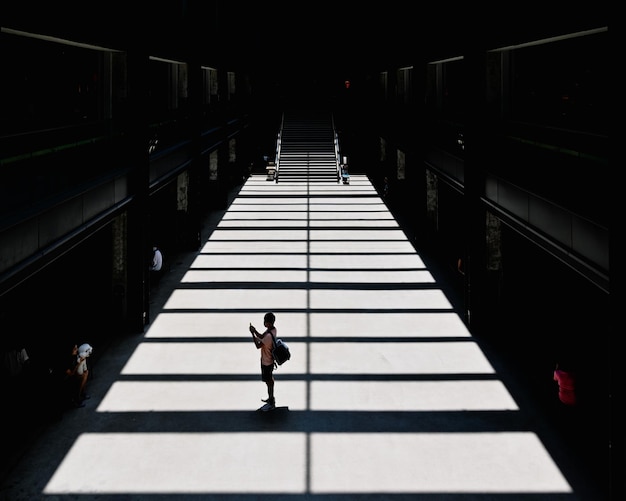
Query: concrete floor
[{"left": 0, "top": 174, "right": 606, "bottom": 500}]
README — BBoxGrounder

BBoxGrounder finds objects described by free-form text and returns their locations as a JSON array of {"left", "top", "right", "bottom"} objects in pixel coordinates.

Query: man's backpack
[{"left": 271, "top": 332, "right": 291, "bottom": 366}]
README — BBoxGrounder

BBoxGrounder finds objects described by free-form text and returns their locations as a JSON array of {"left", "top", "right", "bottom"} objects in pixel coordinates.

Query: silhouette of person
[{"left": 249, "top": 312, "right": 277, "bottom": 409}]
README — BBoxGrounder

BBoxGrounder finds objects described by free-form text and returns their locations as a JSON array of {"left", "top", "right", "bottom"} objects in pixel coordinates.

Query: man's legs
[
  {"left": 266, "top": 377, "right": 274, "bottom": 403},
  {"left": 261, "top": 364, "right": 275, "bottom": 405}
]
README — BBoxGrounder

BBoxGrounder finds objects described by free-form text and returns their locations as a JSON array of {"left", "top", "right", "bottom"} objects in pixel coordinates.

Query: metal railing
[{"left": 334, "top": 132, "right": 342, "bottom": 182}]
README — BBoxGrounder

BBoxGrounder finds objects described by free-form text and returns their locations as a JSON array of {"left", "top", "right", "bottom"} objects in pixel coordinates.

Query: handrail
[
  {"left": 274, "top": 132, "right": 281, "bottom": 180},
  {"left": 331, "top": 114, "right": 341, "bottom": 182},
  {"left": 334, "top": 132, "right": 342, "bottom": 182},
  {"left": 273, "top": 112, "right": 285, "bottom": 182}
]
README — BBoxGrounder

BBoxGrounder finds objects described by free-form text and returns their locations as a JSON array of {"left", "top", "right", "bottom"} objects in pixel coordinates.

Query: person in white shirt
[
  {"left": 150, "top": 246, "right": 163, "bottom": 272},
  {"left": 149, "top": 245, "right": 164, "bottom": 286}
]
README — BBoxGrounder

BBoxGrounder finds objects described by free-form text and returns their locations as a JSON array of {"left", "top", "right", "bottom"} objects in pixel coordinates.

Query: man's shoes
[
  {"left": 81, "top": 394, "right": 91, "bottom": 401},
  {"left": 261, "top": 398, "right": 275, "bottom": 405},
  {"left": 73, "top": 400, "right": 86, "bottom": 408}
]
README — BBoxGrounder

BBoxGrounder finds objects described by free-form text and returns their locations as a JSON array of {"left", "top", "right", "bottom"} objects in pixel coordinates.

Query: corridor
[{"left": 0, "top": 172, "right": 597, "bottom": 499}]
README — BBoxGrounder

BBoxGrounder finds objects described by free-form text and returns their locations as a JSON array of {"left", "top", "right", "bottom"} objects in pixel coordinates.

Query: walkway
[{"left": 0, "top": 174, "right": 600, "bottom": 499}]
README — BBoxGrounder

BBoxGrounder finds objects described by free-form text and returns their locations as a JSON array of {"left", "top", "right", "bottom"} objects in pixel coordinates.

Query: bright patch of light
[
  {"left": 310, "top": 254, "right": 426, "bottom": 268},
  {"left": 44, "top": 433, "right": 307, "bottom": 494},
  {"left": 218, "top": 219, "right": 309, "bottom": 227},
  {"left": 308, "top": 312, "right": 471, "bottom": 337},
  {"left": 309, "top": 219, "right": 399, "bottom": 227},
  {"left": 182, "top": 269, "right": 307, "bottom": 282},
  {"left": 43, "top": 432, "right": 569, "bottom": 495},
  {"left": 309, "top": 241, "right": 417, "bottom": 252},
  {"left": 98, "top": 381, "right": 308, "bottom": 411},
  {"left": 163, "top": 289, "right": 308, "bottom": 310},
  {"left": 222, "top": 211, "right": 305, "bottom": 220},
  {"left": 310, "top": 381, "right": 518, "bottom": 411},
  {"left": 145, "top": 312, "right": 308, "bottom": 338},
  {"left": 311, "top": 433, "right": 571, "bottom": 493},
  {"left": 209, "top": 229, "right": 308, "bottom": 240},
  {"left": 202, "top": 241, "right": 309, "bottom": 253},
  {"left": 311, "top": 229, "right": 407, "bottom": 240},
  {"left": 310, "top": 269, "right": 434, "bottom": 283},
  {"left": 98, "top": 380, "right": 516, "bottom": 412},
  {"left": 309, "top": 211, "right": 395, "bottom": 220},
  {"left": 310, "top": 342, "right": 495, "bottom": 374},
  {"left": 309, "top": 289, "right": 452, "bottom": 309},
  {"left": 190, "top": 254, "right": 307, "bottom": 269},
  {"left": 120, "top": 342, "right": 305, "bottom": 375}
]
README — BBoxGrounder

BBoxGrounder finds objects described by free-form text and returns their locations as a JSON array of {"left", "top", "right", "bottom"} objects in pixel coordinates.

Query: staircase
[{"left": 275, "top": 110, "right": 340, "bottom": 183}]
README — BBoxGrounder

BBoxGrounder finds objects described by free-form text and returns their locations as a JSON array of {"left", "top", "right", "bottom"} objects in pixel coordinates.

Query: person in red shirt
[{"left": 553, "top": 361, "right": 576, "bottom": 406}]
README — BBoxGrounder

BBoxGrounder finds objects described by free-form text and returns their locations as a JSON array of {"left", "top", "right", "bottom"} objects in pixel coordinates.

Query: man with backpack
[{"left": 249, "top": 312, "right": 277, "bottom": 410}]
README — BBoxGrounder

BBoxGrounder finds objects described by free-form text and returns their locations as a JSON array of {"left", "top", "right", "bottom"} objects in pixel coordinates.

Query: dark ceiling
[{"left": 3, "top": 1, "right": 609, "bottom": 80}]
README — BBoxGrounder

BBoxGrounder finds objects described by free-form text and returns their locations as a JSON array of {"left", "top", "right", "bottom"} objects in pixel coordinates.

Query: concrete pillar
[
  {"left": 111, "top": 213, "right": 128, "bottom": 327},
  {"left": 411, "top": 60, "right": 429, "bottom": 239},
  {"left": 461, "top": 49, "right": 489, "bottom": 331},
  {"left": 124, "top": 46, "right": 151, "bottom": 332},
  {"left": 180, "top": 53, "right": 202, "bottom": 250}
]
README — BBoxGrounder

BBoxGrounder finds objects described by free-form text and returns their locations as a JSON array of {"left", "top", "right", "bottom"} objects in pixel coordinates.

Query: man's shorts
[{"left": 261, "top": 363, "right": 274, "bottom": 382}]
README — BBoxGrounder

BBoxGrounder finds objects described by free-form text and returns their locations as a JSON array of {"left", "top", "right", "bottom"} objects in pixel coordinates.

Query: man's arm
[{"left": 250, "top": 325, "right": 263, "bottom": 348}]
